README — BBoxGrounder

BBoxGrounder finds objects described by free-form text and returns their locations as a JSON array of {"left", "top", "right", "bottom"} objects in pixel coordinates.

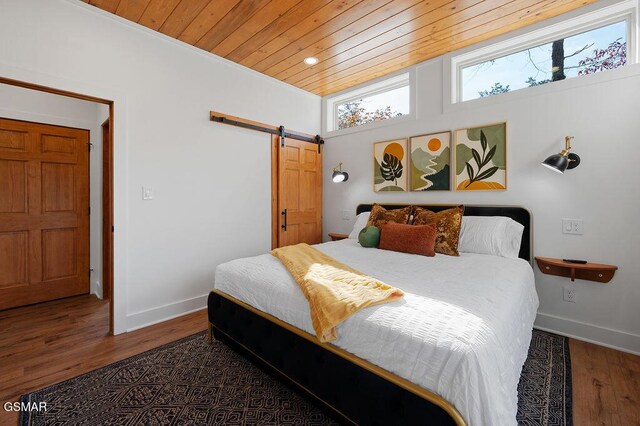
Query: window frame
[
  {"left": 450, "top": 0, "right": 638, "bottom": 104},
  {"left": 323, "top": 71, "right": 414, "bottom": 136}
]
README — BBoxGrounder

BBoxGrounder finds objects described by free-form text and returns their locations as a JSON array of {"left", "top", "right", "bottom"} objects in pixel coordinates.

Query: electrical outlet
[
  {"left": 562, "top": 218, "right": 583, "bottom": 235},
  {"left": 572, "top": 219, "right": 583, "bottom": 234},
  {"left": 563, "top": 285, "right": 576, "bottom": 303},
  {"left": 341, "top": 210, "right": 351, "bottom": 220}
]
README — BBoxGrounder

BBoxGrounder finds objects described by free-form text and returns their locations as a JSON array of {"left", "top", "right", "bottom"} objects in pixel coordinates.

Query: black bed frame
[{"left": 208, "top": 204, "right": 532, "bottom": 425}]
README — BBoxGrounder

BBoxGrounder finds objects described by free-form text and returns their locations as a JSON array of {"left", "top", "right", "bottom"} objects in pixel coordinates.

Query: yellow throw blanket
[{"left": 272, "top": 243, "right": 404, "bottom": 343}]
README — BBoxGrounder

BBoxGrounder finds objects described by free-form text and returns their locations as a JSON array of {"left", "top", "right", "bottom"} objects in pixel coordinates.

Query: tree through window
[
  {"left": 335, "top": 84, "right": 409, "bottom": 130},
  {"left": 461, "top": 21, "right": 627, "bottom": 101}
]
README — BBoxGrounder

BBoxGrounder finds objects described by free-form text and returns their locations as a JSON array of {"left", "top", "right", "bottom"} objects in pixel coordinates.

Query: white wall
[
  {"left": 323, "top": 7, "right": 640, "bottom": 354},
  {"left": 0, "top": 83, "right": 108, "bottom": 298},
  {"left": 0, "top": 0, "right": 320, "bottom": 332}
]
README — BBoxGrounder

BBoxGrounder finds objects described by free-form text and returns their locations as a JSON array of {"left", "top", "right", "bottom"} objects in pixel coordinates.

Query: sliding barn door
[
  {"left": 276, "top": 136, "right": 322, "bottom": 248},
  {"left": 0, "top": 118, "right": 89, "bottom": 310}
]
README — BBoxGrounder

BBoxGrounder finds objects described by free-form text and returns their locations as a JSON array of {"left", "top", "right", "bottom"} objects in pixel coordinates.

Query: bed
[{"left": 208, "top": 204, "right": 538, "bottom": 425}]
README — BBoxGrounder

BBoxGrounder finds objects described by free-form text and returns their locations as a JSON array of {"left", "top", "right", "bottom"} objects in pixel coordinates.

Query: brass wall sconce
[
  {"left": 541, "top": 136, "right": 581, "bottom": 173},
  {"left": 332, "top": 162, "right": 349, "bottom": 183}
]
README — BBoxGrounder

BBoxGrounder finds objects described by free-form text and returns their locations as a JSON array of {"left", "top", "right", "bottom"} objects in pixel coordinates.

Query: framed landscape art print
[
  {"left": 373, "top": 138, "right": 408, "bottom": 192},
  {"left": 410, "top": 131, "right": 451, "bottom": 191},
  {"left": 454, "top": 123, "right": 507, "bottom": 191}
]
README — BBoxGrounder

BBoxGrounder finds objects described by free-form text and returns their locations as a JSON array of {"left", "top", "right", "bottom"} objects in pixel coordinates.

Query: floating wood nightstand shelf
[
  {"left": 535, "top": 257, "right": 618, "bottom": 283},
  {"left": 328, "top": 233, "right": 348, "bottom": 241}
]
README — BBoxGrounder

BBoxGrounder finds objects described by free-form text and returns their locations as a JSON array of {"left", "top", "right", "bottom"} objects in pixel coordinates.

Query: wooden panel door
[
  {"left": 277, "top": 137, "right": 322, "bottom": 247},
  {"left": 0, "top": 118, "right": 89, "bottom": 310}
]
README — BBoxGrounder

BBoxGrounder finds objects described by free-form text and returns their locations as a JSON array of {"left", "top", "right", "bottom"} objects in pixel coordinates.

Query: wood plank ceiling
[{"left": 83, "top": 0, "right": 595, "bottom": 96}]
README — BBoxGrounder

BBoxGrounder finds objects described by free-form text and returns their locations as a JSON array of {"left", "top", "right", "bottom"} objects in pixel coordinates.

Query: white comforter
[{"left": 214, "top": 240, "right": 539, "bottom": 426}]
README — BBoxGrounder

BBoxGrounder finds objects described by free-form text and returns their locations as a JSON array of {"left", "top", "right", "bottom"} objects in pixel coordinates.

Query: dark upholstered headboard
[{"left": 356, "top": 204, "right": 532, "bottom": 263}]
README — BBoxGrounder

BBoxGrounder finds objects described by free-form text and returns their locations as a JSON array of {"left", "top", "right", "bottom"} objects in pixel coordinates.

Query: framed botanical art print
[
  {"left": 410, "top": 131, "right": 451, "bottom": 191},
  {"left": 373, "top": 138, "right": 408, "bottom": 192},
  {"left": 454, "top": 123, "right": 507, "bottom": 191}
]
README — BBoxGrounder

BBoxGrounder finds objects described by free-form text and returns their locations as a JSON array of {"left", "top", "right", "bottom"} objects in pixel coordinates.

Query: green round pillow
[{"left": 358, "top": 226, "right": 380, "bottom": 248}]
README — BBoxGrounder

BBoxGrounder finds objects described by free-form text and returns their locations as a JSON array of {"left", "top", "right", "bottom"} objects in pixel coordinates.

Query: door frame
[
  {"left": 0, "top": 76, "right": 116, "bottom": 335},
  {"left": 102, "top": 118, "right": 114, "bottom": 334}
]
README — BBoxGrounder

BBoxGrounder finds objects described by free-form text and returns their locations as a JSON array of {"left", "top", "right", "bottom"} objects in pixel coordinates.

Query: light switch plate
[
  {"left": 562, "top": 218, "right": 583, "bottom": 235},
  {"left": 142, "top": 186, "right": 153, "bottom": 200},
  {"left": 341, "top": 210, "right": 351, "bottom": 220}
]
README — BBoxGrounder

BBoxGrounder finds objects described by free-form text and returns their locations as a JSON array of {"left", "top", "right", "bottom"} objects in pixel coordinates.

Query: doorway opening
[{"left": 0, "top": 76, "right": 115, "bottom": 334}]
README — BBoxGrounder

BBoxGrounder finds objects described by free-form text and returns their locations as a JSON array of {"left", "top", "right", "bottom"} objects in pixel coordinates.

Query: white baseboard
[
  {"left": 535, "top": 312, "right": 640, "bottom": 356},
  {"left": 95, "top": 280, "right": 103, "bottom": 300},
  {"left": 126, "top": 294, "right": 208, "bottom": 332}
]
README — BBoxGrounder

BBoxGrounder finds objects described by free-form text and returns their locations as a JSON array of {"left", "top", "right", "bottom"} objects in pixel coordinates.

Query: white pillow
[
  {"left": 458, "top": 216, "right": 524, "bottom": 259},
  {"left": 348, "top": 212, "right": 371, "bottom": 239}
]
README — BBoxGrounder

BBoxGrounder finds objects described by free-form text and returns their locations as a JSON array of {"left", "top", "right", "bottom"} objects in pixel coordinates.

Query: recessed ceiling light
[{"left": 304, "top": 57, "right": 318, "bottom": 65}]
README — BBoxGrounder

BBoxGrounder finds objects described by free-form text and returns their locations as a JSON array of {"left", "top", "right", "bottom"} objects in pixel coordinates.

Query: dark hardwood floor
[{"left": 0, "top": 295, "right": 638, "bottom": 425}]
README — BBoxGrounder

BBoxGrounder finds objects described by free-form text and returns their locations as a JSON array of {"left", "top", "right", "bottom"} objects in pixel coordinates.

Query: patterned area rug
[
  {"left": 20, "top": 329, "right": 571, "bottom": 426},
  {"left": 517, "top": 330, "right": 572, "bottom": 426}
]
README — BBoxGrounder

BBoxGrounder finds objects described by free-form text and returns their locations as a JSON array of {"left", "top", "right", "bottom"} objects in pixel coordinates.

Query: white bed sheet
[{"left": 214, "top": 239, "right": 539, "bottom": 426}]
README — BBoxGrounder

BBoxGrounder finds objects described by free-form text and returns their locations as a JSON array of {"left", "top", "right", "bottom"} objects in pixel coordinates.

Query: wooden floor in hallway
[{"left": 0, "top": 295, "right": 638, "bottom": 425}]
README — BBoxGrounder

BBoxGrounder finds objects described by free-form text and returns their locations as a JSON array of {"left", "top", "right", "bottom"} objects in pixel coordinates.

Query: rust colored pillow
[
  {"left": 366, "top": 204, "right": 413, "bottom": 231},
  {"left": 379, "top": 223, "right": 436, "bottom": 257},
  {"left": 412, "top": 206, "right": 464, "bottom": 256}
]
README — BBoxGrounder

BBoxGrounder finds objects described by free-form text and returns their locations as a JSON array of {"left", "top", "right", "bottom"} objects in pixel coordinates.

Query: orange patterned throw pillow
[
  {"left": 379, "top": 223, "right": 436, "bottom": 257},
  {"left": 412, "top": 206, "right": 464, "bottom": 256},
  {"left": 366, "top": 204, "right": 413, "bottom": 231}
]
